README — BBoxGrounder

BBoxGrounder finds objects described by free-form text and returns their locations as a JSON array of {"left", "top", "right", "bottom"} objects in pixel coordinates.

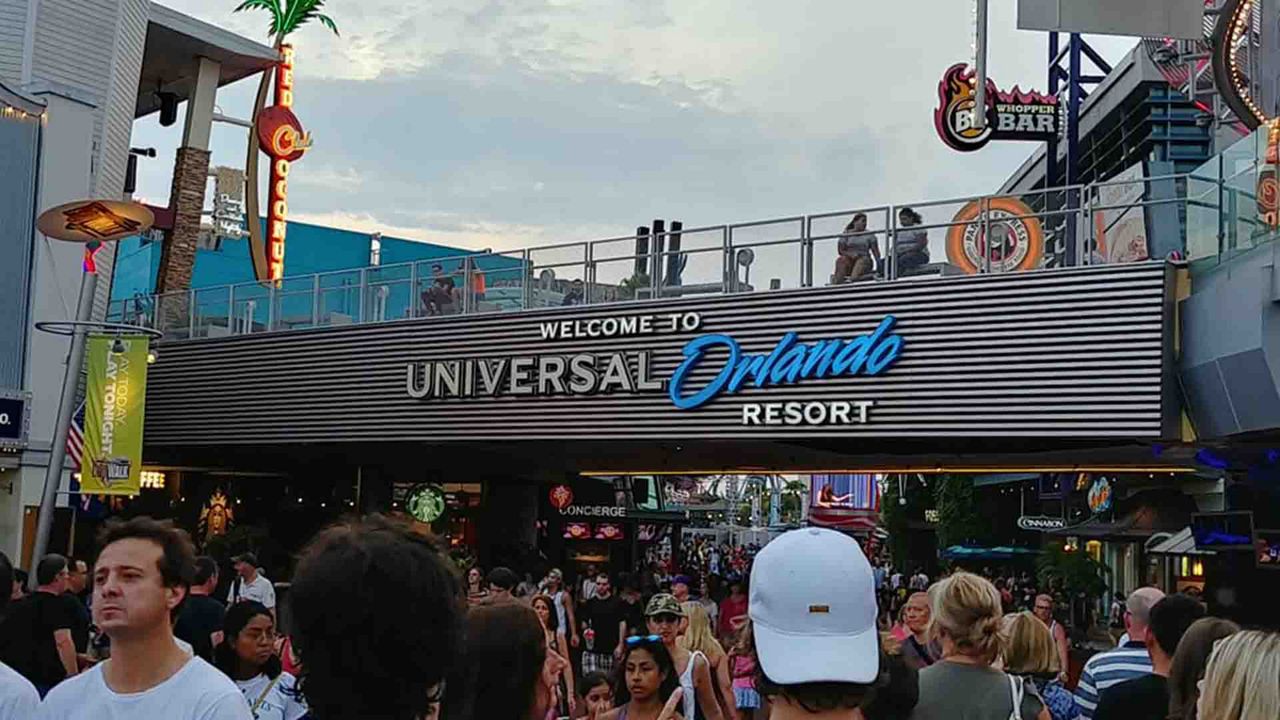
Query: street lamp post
[
  {"left": 28, "top": 200, "right": 154, "bottom": 589},
  {"left": 28, "top": 266, "right": 97, "bottom": 586}
]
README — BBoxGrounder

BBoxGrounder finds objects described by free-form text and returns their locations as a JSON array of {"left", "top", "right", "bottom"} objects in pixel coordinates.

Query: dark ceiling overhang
[{"left": 135, "top": 4, "right": 279, "bottom": 119}]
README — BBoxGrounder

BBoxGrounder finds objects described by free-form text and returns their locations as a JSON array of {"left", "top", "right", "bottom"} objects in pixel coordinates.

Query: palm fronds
[
  {"left": 233, "top": 0, "right": 339, "bottom": 40},
  {"left": 279, "top": 0, "right": 341, "bottom": 37},
  {"left": 233, "top": 0, "right": 285, "bottom": 37}
]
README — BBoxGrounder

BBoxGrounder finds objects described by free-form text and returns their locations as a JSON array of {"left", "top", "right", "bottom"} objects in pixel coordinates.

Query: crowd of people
[{"left": 0, "top": 515, "right": 1277, "bottom": 720}]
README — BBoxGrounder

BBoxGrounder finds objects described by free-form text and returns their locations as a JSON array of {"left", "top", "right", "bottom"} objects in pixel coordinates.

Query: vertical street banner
[{"left": 81, "top": 335, "right": 149, "bottom": 495}]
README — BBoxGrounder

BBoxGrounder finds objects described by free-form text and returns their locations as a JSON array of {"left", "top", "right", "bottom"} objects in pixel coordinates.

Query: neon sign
[
  {"left": 668, "top": 316, "right": 904, "bottom": 410},
  {"left": 255, "top": 44, "right": 311, "bottom": 284},
  {"left": 935, "top": 64, "right": 1058, "bottom": 153}
]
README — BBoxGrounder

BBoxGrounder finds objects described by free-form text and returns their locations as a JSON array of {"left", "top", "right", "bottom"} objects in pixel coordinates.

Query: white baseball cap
[{"left": 749, "top": 527, "right": 879, "bottom": 685}]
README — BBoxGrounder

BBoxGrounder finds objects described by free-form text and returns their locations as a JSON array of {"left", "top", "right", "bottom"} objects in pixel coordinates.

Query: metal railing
[{"left": 105, "top": 171, "right": 1271, "bottom": 343}]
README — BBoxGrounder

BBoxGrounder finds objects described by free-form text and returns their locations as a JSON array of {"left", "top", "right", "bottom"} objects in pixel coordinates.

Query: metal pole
[
  {"left": 29, "top": 264, "right": 97, "bottom": 589},
  {"left": 972, "top": 0, "right": 989, "bottom": 131}
]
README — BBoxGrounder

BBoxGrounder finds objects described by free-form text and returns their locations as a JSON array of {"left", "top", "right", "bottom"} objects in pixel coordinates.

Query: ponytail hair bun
[{"left": 928, "top": 572, "right": 1005, "bottom": 664}]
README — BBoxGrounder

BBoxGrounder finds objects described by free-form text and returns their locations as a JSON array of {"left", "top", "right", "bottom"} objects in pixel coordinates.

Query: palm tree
[{"left": 235, "top": 0, "right": 339, "bottom": 281}]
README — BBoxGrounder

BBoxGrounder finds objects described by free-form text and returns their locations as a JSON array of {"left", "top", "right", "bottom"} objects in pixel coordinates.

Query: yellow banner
[{"left": 81, "top": 335, "right": 149, "bottom": 495}]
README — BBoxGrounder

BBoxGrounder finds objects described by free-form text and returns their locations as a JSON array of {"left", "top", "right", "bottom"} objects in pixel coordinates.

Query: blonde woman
[
  {"left": 679, "top": 601, "right": 735, "bottom": 720},
  {"left": 1003, "top": 612, "right": 1081, "bottom": 720},
  {"left": 1197, "top": 630, "right": 1280, "bottom": 720},
  {"left": 908, "top": 572, "right": 1049, "bottom": 720}
]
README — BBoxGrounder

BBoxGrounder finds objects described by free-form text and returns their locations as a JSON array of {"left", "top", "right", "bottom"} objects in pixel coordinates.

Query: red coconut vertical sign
[{"left": 255, "top": 44, "right": 311, "bottom": 284}]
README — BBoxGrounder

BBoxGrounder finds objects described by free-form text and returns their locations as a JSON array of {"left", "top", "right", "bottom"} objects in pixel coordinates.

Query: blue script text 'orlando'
[{"left": 668, "top": 315, "right": 905, "bottom": 410}]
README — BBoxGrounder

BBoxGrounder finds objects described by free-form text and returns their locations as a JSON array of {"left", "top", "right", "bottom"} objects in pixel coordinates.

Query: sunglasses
[{"left": 625, "top": 635, "right": 662, "bottom": 647}]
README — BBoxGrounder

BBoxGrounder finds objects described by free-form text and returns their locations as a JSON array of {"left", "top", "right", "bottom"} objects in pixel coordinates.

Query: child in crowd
[
  {"left": 579, "top": 671, "right": 614, "bottom": 719},
  {"left": 727, "top": 625, "right": 762, "bottom": 720}
]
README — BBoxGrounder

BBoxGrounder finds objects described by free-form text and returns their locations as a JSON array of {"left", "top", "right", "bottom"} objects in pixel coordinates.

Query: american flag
[{"left": 65, "top": 402, "right": 85, "bottom": 471}]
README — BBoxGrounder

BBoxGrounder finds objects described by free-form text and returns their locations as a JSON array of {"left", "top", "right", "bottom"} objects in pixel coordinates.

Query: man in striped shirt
[{"left": 1074, "top": 587, "right": 1165, "bottom": 719}]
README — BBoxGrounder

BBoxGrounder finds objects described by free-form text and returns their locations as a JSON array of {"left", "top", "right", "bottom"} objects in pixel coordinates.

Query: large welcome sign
[
  {"left": 142, "top": 262, "right": 1175, "bottom": 444},
  {"left": 406, "top": 310, "right": 904, "bottom": 426}
]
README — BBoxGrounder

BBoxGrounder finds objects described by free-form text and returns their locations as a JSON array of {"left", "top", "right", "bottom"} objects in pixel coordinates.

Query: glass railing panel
[
  {"left": 228, "top": 284, "right": 270, "bottom": 334},
  {"left": 726, "top": 238, "right": 804, "bottom": 293},
  {"left": 469, "top": 251, "right": 527, "bottom": 314},
  {"left": 192, "top": 287, "right": 231, "bottom": 338},
  {"left": 589, "top": 255, "right": 645, "bottom": 304},
  {"left": 655, "top": 245, "right": 726, "bottom": 299}
]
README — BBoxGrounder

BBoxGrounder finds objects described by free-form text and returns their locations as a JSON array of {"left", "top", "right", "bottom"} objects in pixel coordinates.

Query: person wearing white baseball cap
[{"left": 748, "top": 527, "right": 884, "bottom": 718}]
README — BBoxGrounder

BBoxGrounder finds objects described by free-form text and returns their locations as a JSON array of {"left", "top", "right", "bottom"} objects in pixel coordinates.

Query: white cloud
[{"left": 137, "top": 1, "right": 1140, "bottom": 255}]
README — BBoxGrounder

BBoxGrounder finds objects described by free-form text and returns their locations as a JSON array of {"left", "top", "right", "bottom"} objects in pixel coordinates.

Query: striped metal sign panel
[{"left": 143, "top": 261, "right": 1175, "bottom": 444}]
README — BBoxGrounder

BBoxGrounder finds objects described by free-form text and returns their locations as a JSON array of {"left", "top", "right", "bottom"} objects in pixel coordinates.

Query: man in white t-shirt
[
  {"left": 0, "top": 552, "right": 38, "bottom": 720},
  {"left": 227, "top": 553, "right": 275, "bottom": 614},
  {"left": 38, "top": 517, "right": 251, "bottom": 719}
]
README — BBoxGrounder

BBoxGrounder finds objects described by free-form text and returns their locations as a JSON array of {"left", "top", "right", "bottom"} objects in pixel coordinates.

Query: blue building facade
[
  {"left": 111, "top": 220, "right": 499, "bottom": 302},
  {"left": 110, "top": 220, "right": 529, "bottom": 332}
]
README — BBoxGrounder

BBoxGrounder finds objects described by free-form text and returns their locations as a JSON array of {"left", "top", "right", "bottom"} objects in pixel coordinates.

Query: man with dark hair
[
  {"left": 288, "top": 515, "right": 463, "bottom": 720},
  {"left": 749, "top": 528, "right": 885, "bottom": 719},
  {"left": 174, "top": 556, "right": 225, "bottom": 662},
  {"left": 0, "top": 550, "right": 39, "bottom": 717},
  {"left": 0, "top": 553, "right": 77, "bottom": 694},
  {"left": 1093, "top": 593, "right": 1206, "bottom": 720},
  {"left": 37, "top": 517, "right": 250, "bottom": 719},
  {"left": 579, "top": 572, "right": 626, "bottom": 675},
  {"left": 227, "top": 552, "right": 274, "bottom": 615},
  {"left": 485, "top": 566, "right": 519, "bottom": 605},
  {"left": 62, "top": 558, "right": 92, "bottom": 661}
]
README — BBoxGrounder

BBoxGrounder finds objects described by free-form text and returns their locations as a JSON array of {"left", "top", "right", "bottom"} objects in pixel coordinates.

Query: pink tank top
[{"left": 731, "top": 654, "right": 756, "bottom": 690}]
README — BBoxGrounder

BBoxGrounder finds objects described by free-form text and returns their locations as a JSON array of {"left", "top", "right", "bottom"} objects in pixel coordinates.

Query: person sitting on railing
[
  {"left": 422, "top": 264, "right": 458, "bottom": 315},
  {"left": 895, "top": 207, "right": 930, "bottom": 276},
  {"left": 832, "top": 213, "right": 880, "bottom": 283}
]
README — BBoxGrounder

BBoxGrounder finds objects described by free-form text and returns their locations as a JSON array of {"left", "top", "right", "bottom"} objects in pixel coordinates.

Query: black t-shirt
[
  {"left": 62, "top": 592, "right": 91, "bottom": 653},
  {"left": 174, "top": 594, "right": 226, "bottom": 662},
  {"left": 621, "top": 597, "right": 646, "bottom": 638},
  {"left": 0, "top": 591, "right": 76, "bottom": 687},
  {"left": 1093, "top": 674, "right": 1168, "bottom": 720},
  {"left": 582, "top": 595, "right": 626, "bottom": 654}
]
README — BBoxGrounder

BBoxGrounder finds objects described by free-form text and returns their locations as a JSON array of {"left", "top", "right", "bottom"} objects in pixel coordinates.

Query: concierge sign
[{"left": 405, "top": 310, "right": 904, "bottom": 427}]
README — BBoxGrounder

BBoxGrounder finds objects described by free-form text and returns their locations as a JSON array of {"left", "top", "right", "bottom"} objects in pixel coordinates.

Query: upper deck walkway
[{"left": 106, "top": 169, "right": 1253, "bottom": 343}]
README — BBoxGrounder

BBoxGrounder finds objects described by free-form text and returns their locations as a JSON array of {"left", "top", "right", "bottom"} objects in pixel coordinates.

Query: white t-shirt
[
  {"left": 228, "top": 575, "right": 276, "bottom": 609},
  {"left": 37, "top": 655, "right": 252, "bottom": 720},
  {"left": 235, "top": 672, "right": 307, "bottom": 720},
  {"left": 0, "top": 661, "right": 38, "bottom": 720}
]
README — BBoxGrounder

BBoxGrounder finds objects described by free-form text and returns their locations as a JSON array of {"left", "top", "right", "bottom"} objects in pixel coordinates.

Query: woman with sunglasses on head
[
  {"left": 646, "top": 594, "right": 725, "bottom": 720},
  {"left": 600, "top": 635, "right": 686, "bottom": 720},
  {"left": 214, "top": 600, "right": 307, "bottom": 720}
]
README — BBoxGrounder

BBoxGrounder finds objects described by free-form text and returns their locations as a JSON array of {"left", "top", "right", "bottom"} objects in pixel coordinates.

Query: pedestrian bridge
[{"left": 108, "top": 169, "right": 1248, "bottom": 343}]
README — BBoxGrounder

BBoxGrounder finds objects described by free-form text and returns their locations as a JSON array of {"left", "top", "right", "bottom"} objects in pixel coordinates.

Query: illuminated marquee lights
[
  {"left": 255, "top": 44, "right": 311, "bottom": 283},
  {"left": 1212, "top": 0, "right": 1270, "bottom": 130}
]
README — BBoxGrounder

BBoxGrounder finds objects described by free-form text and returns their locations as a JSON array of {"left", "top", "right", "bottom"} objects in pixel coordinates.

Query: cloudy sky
[{"left": 132, "top": 0, "right": 1138, "bottom": 253}]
